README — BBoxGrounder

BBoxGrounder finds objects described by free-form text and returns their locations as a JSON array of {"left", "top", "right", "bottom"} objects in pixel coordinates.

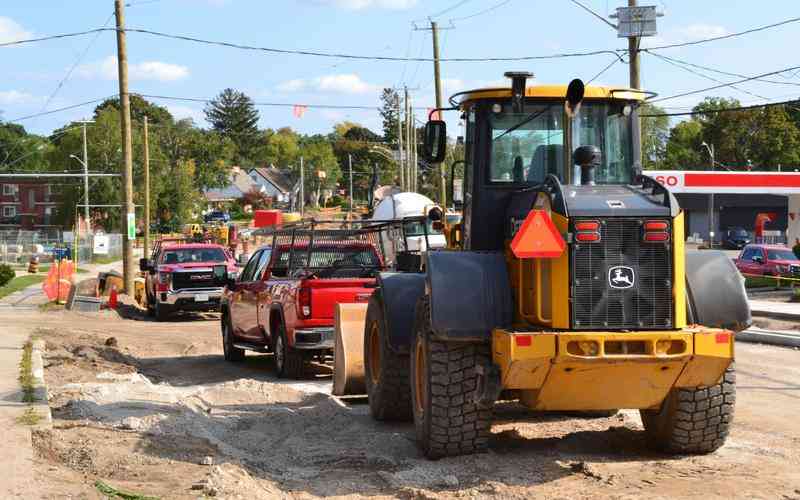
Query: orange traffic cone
[{"left": 108, "top": 286, "right": 118, "bottom": 309}]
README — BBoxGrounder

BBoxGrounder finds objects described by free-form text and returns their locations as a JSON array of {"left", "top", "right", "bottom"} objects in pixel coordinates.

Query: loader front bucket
[{"left": 333, "top": 303, "right": 369, "bottom": 396}]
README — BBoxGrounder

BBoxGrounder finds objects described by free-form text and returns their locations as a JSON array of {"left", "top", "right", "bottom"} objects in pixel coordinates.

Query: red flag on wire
[
  {"left": 427, "top": 108, "right": 441, "bottom": 120},
  {"left": 293, "top": 105, "right": 308, "bottom": 118}
]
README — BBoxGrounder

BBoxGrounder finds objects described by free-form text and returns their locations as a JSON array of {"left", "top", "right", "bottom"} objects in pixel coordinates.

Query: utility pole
[
  {"left": 431, "top": 21, "right": 447, "bottom": 206},
  {"left": 411, "top": 106, "right": 418, "bottom": 192},
  {"left": 397, "top": 92, "right": 405, "bottom": 190},
  {"left": 628, "top": 0, "right": 641, "bottom": 89},
  {"left": 404, "top": 87, "right": 411, "bottom": 192},
  {"left": 80, "top": 120, "right": 90, "bottom": 228},
  {"left": 114, "top": 0, "right": 135, "bottom": 294},
  {"left": 702, "top": 142, "right": 715, "bottom": 247},
  {"left": 143, "top": 115, "right": 150, "bottom": 258},
  {"left": 299, "top": 156, "right": 304, "bottom": 216},
  {"left": 348, "top": 153, "right": 354, "bottom": 215}
]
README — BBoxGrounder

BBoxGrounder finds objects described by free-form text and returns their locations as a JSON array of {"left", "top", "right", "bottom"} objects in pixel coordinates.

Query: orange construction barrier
[{"left": 42, "top": 259, "right": 75, "bottom": 303}]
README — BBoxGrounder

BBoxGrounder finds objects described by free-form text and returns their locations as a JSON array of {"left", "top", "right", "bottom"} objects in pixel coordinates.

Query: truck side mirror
[
  {"left": 424, "top": 120, "right": 447, "bottom": 163},
  {"left": 752, "top": 255, "right": 763, "bottom": 263},
  {"left": 139, "top": 258, "right": 152, "bottom": 272}
]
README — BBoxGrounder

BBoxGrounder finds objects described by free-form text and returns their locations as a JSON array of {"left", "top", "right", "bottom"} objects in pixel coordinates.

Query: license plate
[{"left": 195, "top": 294, "right": 209, "bottom": 302}]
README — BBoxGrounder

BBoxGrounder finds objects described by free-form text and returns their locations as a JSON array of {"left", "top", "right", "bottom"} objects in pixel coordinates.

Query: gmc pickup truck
[
  {"left": 140, "top": 241, "right": 237, "bottom": 321},
  {"left": 221, "top": 233, "right": 384, "bottom": 378}
]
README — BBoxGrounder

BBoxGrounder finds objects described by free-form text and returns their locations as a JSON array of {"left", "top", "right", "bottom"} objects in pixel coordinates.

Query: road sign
[
  {"left": 93, "top": 234, "right": 110, "bottom": 255},
  {"left": 127, "top": 212, "right": 135, "bottom": 240}
]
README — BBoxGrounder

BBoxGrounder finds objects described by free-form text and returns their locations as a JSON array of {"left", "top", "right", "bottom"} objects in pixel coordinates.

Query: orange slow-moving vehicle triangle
[{"left": 510, "top": 209, "right": 566, "bottom": 259}]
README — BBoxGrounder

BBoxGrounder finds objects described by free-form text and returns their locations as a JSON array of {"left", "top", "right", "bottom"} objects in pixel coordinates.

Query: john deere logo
[{"left": 608, "top": 266, "right": 635, "bottom": 289}]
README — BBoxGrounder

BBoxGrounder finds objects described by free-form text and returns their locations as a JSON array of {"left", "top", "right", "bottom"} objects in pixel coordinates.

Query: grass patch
[
  {"left": 744, "top": 274, "right": 797, "bottom": 289},
  {"left": 38, "top": 302, "right": 64, "bottom": 312},
  {"left": 94, "top": 480, "right": 160, "bottom": 500},
  {"left": 91, "top": 255, "right": 120, "bottom": 265},
  {"left": 16, "top": 407, "right": 42, "bottom": 426},
  {"left": 0, "top": 274, "right": 46, "bottom": 299},
  {"left": 18, "top": 341, "right": 35, "bottom": 403}
]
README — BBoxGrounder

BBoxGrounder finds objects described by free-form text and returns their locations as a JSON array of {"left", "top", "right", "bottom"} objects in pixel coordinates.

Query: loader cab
[{"left": 425, "top": 78, "right": 645, "bottom": 251}]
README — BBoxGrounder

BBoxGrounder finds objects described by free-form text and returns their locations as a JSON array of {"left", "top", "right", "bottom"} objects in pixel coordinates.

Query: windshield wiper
[{"left": 493, "top": 105, "right": 555, "bottom": 142}]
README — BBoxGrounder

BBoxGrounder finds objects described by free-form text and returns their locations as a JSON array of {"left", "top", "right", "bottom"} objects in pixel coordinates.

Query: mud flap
[
  {"left": 426, "top": 251, "right": 513, "bottom": 342},
  {"left": 685, "top": 250, "right": 751, "bottom": 332},
  {"left": 377, "top": 272, "right": 426, "bottom": 354}
]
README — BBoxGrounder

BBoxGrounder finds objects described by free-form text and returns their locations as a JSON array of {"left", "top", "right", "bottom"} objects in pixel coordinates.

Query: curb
[
  {"left": 29, "top": 339, "right": 52, "bottom": 429},
  {"left": 750, "top": 309, "right": 800, "bottom": 321},
  {"left": 737, "top": 328, "right": 800, "bottom": 349}
]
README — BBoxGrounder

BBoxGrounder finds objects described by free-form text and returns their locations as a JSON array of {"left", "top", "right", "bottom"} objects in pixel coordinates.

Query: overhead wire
[
  {"left": 449, "top": 0, "right": 513, "bottom": 23},
  {"left": 426, "top": 0, "right": 473, "bottom": 20},
  {"left": 646, "top": 15, "right": 800, "bottom": 51},
  {"left": 6, "top": 96, "right": 115, "bottom": 123},
  {"left": 0, "top": 26, "right": 624, "bottom": 62},
  {"left": 649, "top": 64, "right": 800, "bottom": 104},
  {"left": 587, "top": 56, "right": 621, "bottom": 84},
  {"left": 643, "top": 51, "right": 800, "bottom": 88},
  {"left": 640, "top": 98, "right": 799, "bottom": 118}
]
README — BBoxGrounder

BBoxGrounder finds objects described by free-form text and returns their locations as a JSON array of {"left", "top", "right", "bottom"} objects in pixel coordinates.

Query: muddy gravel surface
[{"left": 6, "top": 302, "right": 799, "bottom": 499}]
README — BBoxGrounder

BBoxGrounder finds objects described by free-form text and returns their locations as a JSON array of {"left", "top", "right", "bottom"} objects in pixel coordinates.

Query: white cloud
[
  {"left": 77, "top": 56, "right": 189, "bottom": 82},
  {"left": 0, "top": 90, "right": 40, "bottom": 105},
  {"left": 167, "top": 105, "right": 206, "bottom": 124},
  {"left": 0, "top": 17, "right": 32, "bottom": 44},
  {"left": 303, "top": 0, "right": 417, "bottom": 10},
  {"left": 276, "top": 73, "right": 379, "bottom": 94}
]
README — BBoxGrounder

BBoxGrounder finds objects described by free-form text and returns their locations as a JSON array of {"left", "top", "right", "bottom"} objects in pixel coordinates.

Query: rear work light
[
  {"left": 643, "top": 220, "right": 670, "bottom": 243},
  {"left": 574, "top": 220, "right": 601, "bottom": 243},
  {"left": 298, "top": 287, "right": 312, "bottom": 318}
]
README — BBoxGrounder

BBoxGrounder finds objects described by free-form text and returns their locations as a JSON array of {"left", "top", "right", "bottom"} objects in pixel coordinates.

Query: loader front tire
[
  {"left": 641, "top": 363, "right": 735, "bottom": 454},
  {"left": 364, "top": 290, "right": 412, "bottom": 421},
  {"left": 411, "top": 297, "right": 493, "bottom": 459}
]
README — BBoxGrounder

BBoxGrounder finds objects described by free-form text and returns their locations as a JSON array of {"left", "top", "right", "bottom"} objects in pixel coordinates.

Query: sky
[{"left": 1, "top": 0, "right": 799, "bottom": 139}]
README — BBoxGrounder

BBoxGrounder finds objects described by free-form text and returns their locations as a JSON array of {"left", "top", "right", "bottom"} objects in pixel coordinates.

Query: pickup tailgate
[{"left": 305, "top": 278, "right": 375, "bottom": 319}]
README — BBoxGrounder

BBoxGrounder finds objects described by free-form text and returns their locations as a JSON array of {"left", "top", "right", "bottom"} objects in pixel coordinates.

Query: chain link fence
[{"left": 0, "top": 229, "right": 123, "bottom": 267}]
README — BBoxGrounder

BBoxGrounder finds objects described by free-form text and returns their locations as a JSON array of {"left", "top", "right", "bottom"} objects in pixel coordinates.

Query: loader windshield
[{"left": 488, "top": 100, "right": 634, "bottom": 185}]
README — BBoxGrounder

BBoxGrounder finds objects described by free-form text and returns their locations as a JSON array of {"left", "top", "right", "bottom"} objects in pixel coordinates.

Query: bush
[{"left": 0, "top": 264, "right": 15, "bottom": 287}]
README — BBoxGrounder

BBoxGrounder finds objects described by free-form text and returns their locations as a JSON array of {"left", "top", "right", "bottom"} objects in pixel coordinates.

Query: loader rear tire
[
  {"left": 641, "top": 363, "right": 735, "bottom": 454},
  {"left": 364, "top": 290, "right": 412, "bottom": 421},
  {"left": 411, "top": 297, "right": 493, "bottom": 459}
]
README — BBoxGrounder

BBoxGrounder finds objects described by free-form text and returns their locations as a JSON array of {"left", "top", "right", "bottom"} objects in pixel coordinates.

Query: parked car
[
  {"left": 220, "top": 235, "right": 383, "bottom": 378},
  {"left": 204, "top": 211, "right": 231, "bottom": 224},
  {"left": 723, "top": 227, "right": 752, "bottom": 250},
  {"left": 735, "top": 244, "right": 800, "bottom": 277},
  {"left": 140, "top": 241, "right": 238, "bottom": 321}
]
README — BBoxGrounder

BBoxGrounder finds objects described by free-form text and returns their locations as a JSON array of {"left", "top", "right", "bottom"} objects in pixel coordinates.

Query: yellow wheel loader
[{"left": 337, "top": 72, "right": 750, "bottom": 459}]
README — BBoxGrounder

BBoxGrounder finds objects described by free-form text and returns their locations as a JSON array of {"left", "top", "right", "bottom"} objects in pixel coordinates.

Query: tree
[
  {"left": 664, "top": 120, "right": 704, "bottom": 169},
  {"left": 379, "top": 88, "right": 400, "bottom": 145},
  {"left": 331, "top": 123, "right": 389, "bottom": 204},
  {"left": 253, "top": 127, "right": 300, "bottom": 170},
  {"left": 94, "top": 94, "right": 174, "bottom": 126},
  {"left": 204, "top": 88, "right": 260, "bottom": 163},
  {"left": 300, "top": 136, "right": 341, "bottom": 208},
  {"left": 640, "top": 103, "right": 669, "bottom": 170},
  {"left": 0, "top": 122, "right": 49, "bottom": 171},
  {"left": 241, "top": 187, "right": 273, "bottom": 210}
]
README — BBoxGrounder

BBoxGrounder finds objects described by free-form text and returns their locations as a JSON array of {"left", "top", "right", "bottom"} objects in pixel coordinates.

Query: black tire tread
[
  {"left": 365, "top": 290, "right": 412, "bottom": 421},
  {"left": 276, "top": 325, "right": 305, "bottom": 379},
  {"left": 222, "top": 313, "right": 245, "bottom": 362},
  {"left": 413, "top": 297, "right": 493, "bottom": 459},
  {"left": 642, "top": 363, "right": 735, "bottom": 454}
]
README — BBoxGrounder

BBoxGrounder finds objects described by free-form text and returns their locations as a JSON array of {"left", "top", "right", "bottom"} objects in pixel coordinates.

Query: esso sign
[{"left": 654, "top": 175, "right": 679, "bottom": 187}]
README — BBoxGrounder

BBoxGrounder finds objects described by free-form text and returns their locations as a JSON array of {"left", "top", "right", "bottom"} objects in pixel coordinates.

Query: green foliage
[
  {"left": 380, "top": 88, "right": 400, "bottom": 144},
  {"left": 331, "top": 123, "right": 389, "bottom": 204},
  {"left": 0, "top": 264, "right": 15, "bottom": 287},
  {"left": 240, "top": 187, "right": 273, "bottom": 210},
  {"left": 664, "top": 120, "right": 704, "bottom": 169},
  {"left": 254, "top": 127, "right": 300, "bottom": 169},
  {"left": 204, "top": 88, "right": 260, "bottom": 163},
  {"left": 301, "top": 135, "right": 341, "bottom": 208},
  {"left": 640, "top": 103, "right": 669, "bottom": 169},
  {"left": 0, "top": 123, "right": 50, "bottom": 171}
]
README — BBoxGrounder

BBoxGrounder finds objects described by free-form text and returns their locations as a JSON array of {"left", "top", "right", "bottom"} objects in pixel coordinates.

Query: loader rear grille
[{"left": 571, "top": 218, "right": 673, "bottom": 330}]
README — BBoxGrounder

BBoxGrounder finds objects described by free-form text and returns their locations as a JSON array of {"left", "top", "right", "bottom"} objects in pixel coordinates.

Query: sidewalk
[
  {"left": 0, "top": 320, "right": 35, "bottom": 498},
  {"left": 749, "top": 299, "right": 800, "bottom": 320}
]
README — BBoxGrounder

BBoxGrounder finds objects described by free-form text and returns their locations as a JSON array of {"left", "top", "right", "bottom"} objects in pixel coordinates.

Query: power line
[
  {"left": 0, "top": 26, "right": 624, "bottom": 62},
  {"left": 640, "top": 98, "right": 798, "bottom": 117},
  {"left": 643, "top": 50, "right": 800, "bottom": 88},
  {"left": 649, "top": 64, "right": 800, "bottom": 104},
  {"left": 569, "top": 0, "right": 617, "bottom": 30},
  {"left": 450, "top": 0, "right": 513, "bottom": 23},
  {"left": 6, "top": 96, "right": 114, "bottom": 123},
  {"left": 646, "top": 15, "right": 800, "bottom": 51},
  {"left": 587, "top": 56, "right": 621, "bottom": 84},
  {"left": 427, "top": 0, "right": 473, "bottom": 20},
  {"left": 647, "top": 51, "right": 769, "bottom": 101},
  {"left": 139, "top": 93, "right": 394, "bottom": 110}
]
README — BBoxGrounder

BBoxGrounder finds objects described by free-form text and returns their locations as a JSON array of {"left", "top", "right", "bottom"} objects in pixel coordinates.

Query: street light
[{"left": 701, "top": 142, "right": 715, "bottom": 247}]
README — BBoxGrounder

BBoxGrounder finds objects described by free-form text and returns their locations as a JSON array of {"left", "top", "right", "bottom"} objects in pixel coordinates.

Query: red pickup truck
[
  {"left": 735, "top": 244, "right": 800, "bottom": 277},
  {"left": 220, "top": 238, "right": 382, "bottom": 378},
  {"left": 140, "top": 241, "right": 237, "bottom": 321}
]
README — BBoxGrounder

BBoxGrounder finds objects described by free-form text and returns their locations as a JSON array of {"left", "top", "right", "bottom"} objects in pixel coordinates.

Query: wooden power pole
[
  {"left": 114, "top": 0, "right": 135, "bottom": 294},
  {"left": 431, "top": 21, "right": 447, "bottom": 206},
  {"left": 143, "top": 115, "right": 150, "bottom": 259},
  {"left": 628, "top": 0, "right": 641, "bottom": 89}
]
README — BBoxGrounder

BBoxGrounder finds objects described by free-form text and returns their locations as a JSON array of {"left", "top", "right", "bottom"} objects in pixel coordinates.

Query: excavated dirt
[{"left": 7, "top": 303, "right": 800, "bottom": 499}]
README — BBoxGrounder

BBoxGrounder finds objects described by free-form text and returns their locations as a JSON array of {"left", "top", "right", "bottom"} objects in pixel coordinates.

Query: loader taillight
[
  {"left": 298, "top": 287, "right": 312, "bottom": 318},
  {"left": 643, "top": 220, "right": 670, "bottom": 243},
  {"left": 574, "top": 220, "right": 601, "bottom": 243},
  {"left": 575, "top": 232, "right": 601, "bottom": 242}
]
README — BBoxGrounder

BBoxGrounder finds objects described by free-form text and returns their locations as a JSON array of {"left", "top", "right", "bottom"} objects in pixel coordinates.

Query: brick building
[{"left": 0, "top": 180, "right": 60, "bottom": 229}]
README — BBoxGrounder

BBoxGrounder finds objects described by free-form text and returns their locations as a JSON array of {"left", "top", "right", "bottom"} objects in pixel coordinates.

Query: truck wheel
[
  {"left": 155, "top": 301, "right": 171, "bottom": 322},
  {"left": 221, "top": 314, "right": 245, "bottom": 362},
  {"left": 364, "top": 290, "right": 412, "bottom": 421},
  {"left": 273, "top": 324, "right": 304, "bottom": 379},
  {"left": 411, "top": 297, "right": 493, "bottom": 459},
  {"left": 641, "top": 363, "right": 735, "bottom": 454}
]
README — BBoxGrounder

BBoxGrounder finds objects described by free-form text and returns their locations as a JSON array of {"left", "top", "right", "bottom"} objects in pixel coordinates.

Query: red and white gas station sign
[{"left": 646, "top": 170, "right": 800, "bottom": 194}]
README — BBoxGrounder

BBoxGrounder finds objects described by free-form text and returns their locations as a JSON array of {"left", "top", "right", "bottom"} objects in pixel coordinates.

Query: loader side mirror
[
  {"left": 139, "top": 258, "right": 152, "bottom": 273},
  {"left": 424, "top": 120, "right": 447, "bottom": 163},
  {"left": 566, "top": 78, "right": 585, "bottom": 116}
]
